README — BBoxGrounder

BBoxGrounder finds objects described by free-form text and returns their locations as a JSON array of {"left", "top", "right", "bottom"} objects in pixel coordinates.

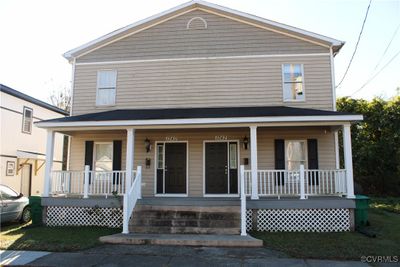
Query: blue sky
[{"left": 1, "top": 0, "right": 399, "bottom": 103}]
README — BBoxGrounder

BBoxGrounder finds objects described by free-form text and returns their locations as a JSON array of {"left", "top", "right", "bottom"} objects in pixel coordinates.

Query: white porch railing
[
  {"left": 244, "top": 167, "right": 347, "bottom": 198},
  {"left": 50, "top": 167, "right": 136, "bottom": 197},
  {"left": 122, "top": 166, "right": 142, "bottom": 234}
]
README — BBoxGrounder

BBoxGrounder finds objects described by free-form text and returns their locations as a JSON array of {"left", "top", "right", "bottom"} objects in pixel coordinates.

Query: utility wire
[
  {"left": 372, "top": 22, "right": 400, "bottom": 71},
  {"left": 350, "top": 48, "right": 400, "bottom": 96},
  {"left": 336, "top": 0, "right": 372, "bottom": 89}
]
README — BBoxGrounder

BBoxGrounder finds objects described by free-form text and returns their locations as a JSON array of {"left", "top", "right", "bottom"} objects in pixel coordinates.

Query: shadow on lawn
[{"left": 1, "top": 223, "right": 120, "bottom": 252}]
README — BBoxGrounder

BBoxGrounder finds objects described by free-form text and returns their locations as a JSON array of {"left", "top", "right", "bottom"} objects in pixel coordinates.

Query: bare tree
[
  {"left": 49, "top": 87, "right": 71, "bottom": 170},
  {"left": 49, "top": 87, "right": 71, "bottom": 113}
]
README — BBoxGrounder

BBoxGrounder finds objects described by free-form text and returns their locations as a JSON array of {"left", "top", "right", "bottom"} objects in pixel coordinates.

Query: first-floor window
[
  {"left": 94, "top": 142, "right": 113, "bottom": 171},
  {"left": 286, "top": 140, "right": 306, "bottom": 171}
]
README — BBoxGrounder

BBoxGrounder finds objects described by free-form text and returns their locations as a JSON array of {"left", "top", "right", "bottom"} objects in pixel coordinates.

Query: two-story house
[
  {"left": 0, "top": 84, "right": 67, "bottom": 196},
  {"left": 36, "top": 1, "right": 362, "bottom": 244}
]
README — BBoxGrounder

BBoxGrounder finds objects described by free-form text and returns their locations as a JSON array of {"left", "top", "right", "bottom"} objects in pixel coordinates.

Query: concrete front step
[
  {"left": 129, "top": 225, "right": 240, "bottom": 235},
  {"left": 130, "top": 218, "right": 240, "bottom": 228},
  {"left": 130, "top": 204, "right": 241, "bottom": 235},
  {"left": 132, "top": 210, "right": 241, "bottom": 220},
  {"left": 100, "top": 233, "right": 263, "bottom": 247}
]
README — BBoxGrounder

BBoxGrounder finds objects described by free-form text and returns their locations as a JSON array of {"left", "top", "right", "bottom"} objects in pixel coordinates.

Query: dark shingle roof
[
  {"left": 0, "top": 84, "right": 69, "bottom": 116},
  {"left": 40, "top": 106, "right": 355, "bottom": 123}
]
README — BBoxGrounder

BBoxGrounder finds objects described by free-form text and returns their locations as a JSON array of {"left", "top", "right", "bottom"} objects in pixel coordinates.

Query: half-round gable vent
[{"left": 186, "top": 17, "right": 207, "bottom": 30}]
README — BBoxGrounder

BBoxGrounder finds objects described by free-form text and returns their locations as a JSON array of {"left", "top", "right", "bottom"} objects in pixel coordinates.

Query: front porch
[{"left": 36, "top": 106, "right": 361, "bottom": 234}]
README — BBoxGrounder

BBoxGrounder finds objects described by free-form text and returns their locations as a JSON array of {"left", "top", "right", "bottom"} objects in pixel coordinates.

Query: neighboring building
[
  {"left": 0, "top": 84, "right": 67, "bottom": 196},
  {"left": 36, "top": 0, "right": 362, "bottom": 239}
]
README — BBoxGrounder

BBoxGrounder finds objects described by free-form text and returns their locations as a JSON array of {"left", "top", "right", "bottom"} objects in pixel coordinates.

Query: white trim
[
  {"left": 330, "top": 47, "right": 337, "bottom": 111},
  {"left": 70, "top": 58, "right": 76, "bottom": 115},
  {"left": 64, "top": 0, "right": 343, "bottom": 60},
  {"left": 282, "top": 63, "right": 305, "bottom": 102},
  {"left": 75, "top": 53, "right": 330, "bottom": 66},
  {"left": 186, "top": 16, "right": 207, "bottom": 29},
  {"left": 202, "top": 140, "right": 240, "bottom": 197},
  {"left": 36, "top": 115, "right": 364, "bottom": 128},
  {"left": 154, "top": 140, "right": 189, "bottom": 197}
]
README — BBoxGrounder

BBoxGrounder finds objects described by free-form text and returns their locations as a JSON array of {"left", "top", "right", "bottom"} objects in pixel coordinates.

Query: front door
[
  {"left": 156, "top": 142, "right": 187, "bottom": 195},
  {"left": 20, "top": 164, "right": 32, "bottom": 196},
  {"left": 205, "top": 141, "right": 238, "bottom": 195}
]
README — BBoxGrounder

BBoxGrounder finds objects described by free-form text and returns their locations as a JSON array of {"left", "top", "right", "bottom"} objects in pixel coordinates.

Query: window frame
[
  {"left": 281, "top": 63, "right": 306, "bottom": 102},
  {"left": 96, "top": 70, "right": 117, "bottom": 107},
  {"left": 21, "top": 106, "right": 33, "bottom": 134},
  {"left": 93, "top": 142, "right": 113, "bottom": 172},
  {"left": 284, "top": 139, "right": 307, "bottom": 171}
]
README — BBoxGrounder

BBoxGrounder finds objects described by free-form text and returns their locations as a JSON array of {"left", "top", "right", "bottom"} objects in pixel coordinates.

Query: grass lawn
[
  {"left": 0, "top": 223, "right": 120, "bottom": 252},
  {"left": 251, "top": 198, "right": 400, "bottom": 260}
]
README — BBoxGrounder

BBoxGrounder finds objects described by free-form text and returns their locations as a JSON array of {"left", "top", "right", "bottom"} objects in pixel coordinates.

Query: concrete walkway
[
  {"left": 100, "top": 233, "right": 263, "bottom": 247},
  {"left": 0, "top": 250, "right": 50, "bottom": 266},
  {"left": 8, "top": 244, "right": 373, "bottom": 267}
]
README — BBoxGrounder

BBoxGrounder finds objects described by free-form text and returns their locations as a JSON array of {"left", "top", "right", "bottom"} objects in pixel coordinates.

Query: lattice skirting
[
  {"left": 45, "top": 206, "right": 122, "bottom": 228},
  {"left": 246, "top": 208, "right": 350, "bottom": 232}
]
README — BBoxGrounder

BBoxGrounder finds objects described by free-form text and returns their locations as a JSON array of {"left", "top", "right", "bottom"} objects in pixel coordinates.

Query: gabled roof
[
  {"left": 64, "top": 0, "right": 344, "bottom": 61},
  {"left": 0, "top": 84, "right": 69, "bottom": 116}
]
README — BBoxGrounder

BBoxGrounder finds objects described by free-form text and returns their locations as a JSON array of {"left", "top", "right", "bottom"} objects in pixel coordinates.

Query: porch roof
[{"left": 36, "top": 106, "right": 362, "bottom": 128}]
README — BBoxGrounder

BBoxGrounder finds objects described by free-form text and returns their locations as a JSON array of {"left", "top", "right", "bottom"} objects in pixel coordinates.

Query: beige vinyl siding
[
  {"left": 77, "top": 10, "right": 328, "bottom": 63},
  {"left": 72, "top": 55, "right": 333, "bottom": 115},
  {"left": 69, "top": 127, "right": 335, "bottom": 197}
]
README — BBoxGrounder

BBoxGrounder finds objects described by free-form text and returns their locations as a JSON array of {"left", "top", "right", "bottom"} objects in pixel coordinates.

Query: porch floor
[{"left": 99, "top": 233, "right": 263, "bottom": 247}]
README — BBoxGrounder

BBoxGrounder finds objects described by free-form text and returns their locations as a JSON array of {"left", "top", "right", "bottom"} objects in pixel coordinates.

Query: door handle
[
  {"left": 165, "top": 166, "right": 168, "bottom": 172},
  {"left": 225, "top": 166, "right": 228, "bottom": 175}
]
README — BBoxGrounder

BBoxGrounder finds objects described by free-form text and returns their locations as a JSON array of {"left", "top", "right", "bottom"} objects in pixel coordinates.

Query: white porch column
[
  {"left": 334, "top": 131, "right": 340, "bottom": 169},
  {"left": 343, "top": 124, "right": 355, "bottom": 198},
  {"left": 43, "top": 129, "right": 55, "bottom": 197},
  {"left": 250, "top": 126, "right": 259, "bottom": 200},
  {"left": 125, "top": 128, "right": 135, "bottom": 191}
]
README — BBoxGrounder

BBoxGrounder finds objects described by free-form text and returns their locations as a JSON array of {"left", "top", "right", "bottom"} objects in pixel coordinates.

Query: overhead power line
[
  {"left": 350, "top": 48, "right": 400, "bottom": 96},
  {"left": 336, "top": 0, "right": 372, "bottom": 89},
  {"left": 372, "top": 22, "right": 400, "bottom": 72}
]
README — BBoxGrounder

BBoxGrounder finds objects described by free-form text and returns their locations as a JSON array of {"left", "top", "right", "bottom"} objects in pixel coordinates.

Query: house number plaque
[
  {"left": 215, "top": 135, "right": 228, "bottom": 140},
  {"left": 166, "top": 136, "right": 178, "bottom": 141}
]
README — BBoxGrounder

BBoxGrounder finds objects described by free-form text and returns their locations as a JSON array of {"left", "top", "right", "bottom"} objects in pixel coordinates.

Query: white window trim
[
  {"left": 22, "top": 106, "right": 33, "bottom": 134},
  {"left": 154, "top": 140, "right": 189, "bottom": 197},
  {"left": 93, "top": 142, "right": 113, "bottom": 174},
  {"left": 282, "top": 64, "right": 306, "bottom": 102},
  {"left": 284, "top": 139, "right": 307, "bottom": 171},
  {"left": 96, "top": 70, "right": 117, "bottom": 107}
]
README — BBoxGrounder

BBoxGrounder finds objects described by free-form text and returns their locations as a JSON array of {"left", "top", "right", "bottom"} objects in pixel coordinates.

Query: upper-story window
[
  {"left": 22, "top": 107, "right": 33, "bottom": 134},
  {"left": 96, "top": 70, "right": 117, "bottom": 106},
  {"left": 282, "top": 64, "right": 305, "bottom": 101}
]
